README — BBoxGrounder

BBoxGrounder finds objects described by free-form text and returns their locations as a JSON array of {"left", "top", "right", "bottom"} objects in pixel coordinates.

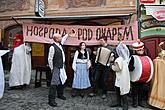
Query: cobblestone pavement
[{"left": 0, "top": 71, "right": 154, "bottom": 110}]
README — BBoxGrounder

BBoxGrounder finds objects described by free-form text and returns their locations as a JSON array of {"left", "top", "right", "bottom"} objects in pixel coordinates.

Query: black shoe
[
  {"left": 101, "top": 94, "right": 106, "bottom": 99},
  {"left": 138, "top": 102, "right": 145, "bottom": 107},
  {"left": 80, "top": 94, "right": 84, "bottom": 98},
  {"left": 71, "top": 93, "right": 76, "bottom": 97},
  {"left": 57, "top": 96, "right": 66, "bottom": 100},
  {"left": 88, "top": 93, "right": 96, "bottom": 97},
  {"left": 20, "top": 84, "right": 27, "bottom": 90},
  {"left": 123, "top": 103, "right": 128, "bottom": 110},
  {"left": 8, "top": 86, "right": 23, "bottom": 90},
  {"left": 132, "top": 103, "right": 138, "bottom": 108},
  {"left": 110, "top": 104, "right": 122, "bottom": 107},
  {"left": 7, "top": 87, "right": 16, "bottom": 90},
  {"left": 48, "top": 101, "right": 57, "bottom": 107}
]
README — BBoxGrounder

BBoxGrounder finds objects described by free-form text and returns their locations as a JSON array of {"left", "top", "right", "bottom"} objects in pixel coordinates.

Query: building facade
[
  {"left": 138, "top": 0, "right": 165, "bottom": 59},
  {"left": 0, "top": 0, "right": 137, "bottom": 89}
]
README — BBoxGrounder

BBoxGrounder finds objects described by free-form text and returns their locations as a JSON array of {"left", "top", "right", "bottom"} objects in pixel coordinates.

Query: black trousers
[
  {"left": 48, "top": 84, "right": 64, "bottom": 102},
  {"left": 131, "top": 82, "right": 144, "bottom": 106},
  {"left": 93, "top": 63, "right": 110, "bottom": 95},
  {"left": 115, "top": 87, "right": 128, "bottom": 110}
]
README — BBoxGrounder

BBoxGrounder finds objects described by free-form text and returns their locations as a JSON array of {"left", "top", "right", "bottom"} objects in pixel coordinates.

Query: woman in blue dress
[{"left": 72, "top": 42, "right": 91, "bottom": 97}]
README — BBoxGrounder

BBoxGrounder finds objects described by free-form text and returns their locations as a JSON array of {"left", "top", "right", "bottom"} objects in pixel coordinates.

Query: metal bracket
[{"left": 11, "top": 17, "right": 21, "bottom": 26}]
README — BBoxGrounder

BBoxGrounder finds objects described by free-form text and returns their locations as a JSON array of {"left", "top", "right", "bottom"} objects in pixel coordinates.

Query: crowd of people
[
  {"left": 46, "top": 31, "right": 152, "bottom": 110},
  {"left": 1, "top": 31, "right": 154, "bottom": 110}
]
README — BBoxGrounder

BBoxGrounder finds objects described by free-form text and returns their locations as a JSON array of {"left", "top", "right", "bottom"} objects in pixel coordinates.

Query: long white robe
[
  {"left": 0, "top": 50, "right": 9, "bottom": 99},
  {"left": 112, "top": 57, "right": 130, "bottom": 95},
  {"left": 9, "top": 44, "right": 31, "bottom": 87}
]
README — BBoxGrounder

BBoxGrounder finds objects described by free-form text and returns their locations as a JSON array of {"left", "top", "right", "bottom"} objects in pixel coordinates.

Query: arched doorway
[
  {"left": 3, "top": 25, "right": 22, "bottom": 70},
  {"left": 4, "top": 25, "right": 47, "bottom": 70}
]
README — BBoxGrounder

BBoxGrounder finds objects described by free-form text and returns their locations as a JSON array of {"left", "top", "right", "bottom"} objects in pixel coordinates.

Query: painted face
[
  {"left": 14, "top": 39, "right": 21, "bottom": 46},
  {"left": 81, "top": 43, "right": 86, "bottom": 50},
  {"left": 136, "top": 48, "right": 144, "bottom": 55},
  {"left": 13, "top": 35, "right": 24, "bottom": 48}
]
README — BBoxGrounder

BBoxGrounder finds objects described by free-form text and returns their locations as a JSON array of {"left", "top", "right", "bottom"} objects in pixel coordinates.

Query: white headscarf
[{"left": 116, "top": 42, "right": 130, "bottom": 63}]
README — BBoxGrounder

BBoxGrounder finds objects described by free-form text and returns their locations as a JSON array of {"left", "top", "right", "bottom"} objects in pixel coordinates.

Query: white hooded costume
[
  {"left": 9, "top": 43, "right": 31, "bottom": 87},
  {"left": 112, "top": 43, "right": 130, "bottom": 95}
]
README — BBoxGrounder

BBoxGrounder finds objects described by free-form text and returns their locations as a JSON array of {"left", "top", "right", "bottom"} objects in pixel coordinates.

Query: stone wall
[
  {"left": 0, "top": 0, "right": 136, "bottom": 17},
  {"left": 0, "top": 0, "right": 30, "bottom": 12},
  {"left": 0, "top": 0, "right": 137, "bottom": 29}
]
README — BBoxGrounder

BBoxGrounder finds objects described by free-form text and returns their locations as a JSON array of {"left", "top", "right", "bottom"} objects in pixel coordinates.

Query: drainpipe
[{"left": 137, "top": 0, "right": 141, "bottom": 39}]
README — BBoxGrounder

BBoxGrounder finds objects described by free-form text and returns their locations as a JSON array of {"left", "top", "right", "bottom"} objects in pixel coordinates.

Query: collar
[{"left": 54, "top": 42, "right": 60, "bottom": 46}]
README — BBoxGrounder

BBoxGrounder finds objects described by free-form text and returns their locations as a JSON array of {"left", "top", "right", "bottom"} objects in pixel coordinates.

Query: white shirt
[
  {"left": 48, "top": 34, "right": 68, "bottom": 70},
  {"left": 72, "top": 50, "right": 90, "bottom": 71}
]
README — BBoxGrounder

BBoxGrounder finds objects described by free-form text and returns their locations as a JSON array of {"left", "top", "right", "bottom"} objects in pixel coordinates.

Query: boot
[
  {"left": 88, "top": 87, "right": 96, "bottom": 97},
  {"left": 132, "top": 83, "right": 138, "bottom": 108},
  {"left": 57, "top": 85, "right": 66, "bottom": 100},
  {"left": 132, "top": 95, "right": 138, "bottom": 107},
  {"left": 71, "top": 89, "right": 77, "bottom": 97},
  {"left": 80, "top": 89, "right": 85, "bottom": 98},
  {"left": 110, "top": 95, "right": 121, "bottom": 107},
  {"left": 122, "top": 95, "right": 128, "bottom": 110},
  {"left": 48, "top": 100, "right": 57, "bottom": 107},
  {"left": 76, "top": 89, "right": 84, "bottom": 98},
  {"left": 110, "top": 87, "right": 121, "bottom": 107},
  {"left": 138, "top": 90, "right": 145, "bottom": 107},
  {"left": 48, "top": 85, "right": 57, "bottom": 107},
  {"left": 116, "top": 87, "right": 121, "bottom": 107}
]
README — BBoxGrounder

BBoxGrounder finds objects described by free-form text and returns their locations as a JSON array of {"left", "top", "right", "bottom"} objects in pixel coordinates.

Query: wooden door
[
  {"left": 31, "top": 43, "right": 52, "bottom": 69},
  {"left": 141, "top": 35, "right": 165, "bottom": 60},
  {"left": 65, "top": 46, "right": 77, "bottom": 86},
  {"left": 160, "top": 38, "right": 165, "bottom": 50},
  {"left": 141, "top": 36, "right": 159, "bottom": 60}
]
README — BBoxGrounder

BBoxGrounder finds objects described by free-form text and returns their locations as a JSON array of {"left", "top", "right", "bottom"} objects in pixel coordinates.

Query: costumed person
[
  {"left": 158, "top": 42, "right": 165, "bottom": 59},
  {"left": 90, "top": 36, "right": 114, "bottom": 99},
  {"left": 110, "top": 42, "right": 130, "bottom": 110},
  {"left": 48, "top": 30, "right": 75, "bottom": 107},
  {"left": 71, "top": 42, "right": 91, "bottom": 97},
  {"left": 9, "top": 34, "right": 32, "bottom": 90},
  {"left": 129, "top": 40, "right": 153, "bottom": 108},
  {"left": 0, "top": 50, "right": 9, "bottom": 99},
  {"left": 148, "top": 42, "right": 165, "bottom": 109}
]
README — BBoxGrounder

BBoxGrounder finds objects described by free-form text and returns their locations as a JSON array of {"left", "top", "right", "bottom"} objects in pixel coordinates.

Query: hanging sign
[
  {"left": 146, "top": 6, "right": 165, "bottom": 21},
  {"left": 23, "top": 21, "right": 138, "bottom": 46},
  {"left": 153, "top": 10, "right": 165, "bottom": 21},
  {"left": 35, "top": 0, "right": 45, "bottom": 17},
  {"left": 32, "top": 43, "right": 44, "bottom": 56}
]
